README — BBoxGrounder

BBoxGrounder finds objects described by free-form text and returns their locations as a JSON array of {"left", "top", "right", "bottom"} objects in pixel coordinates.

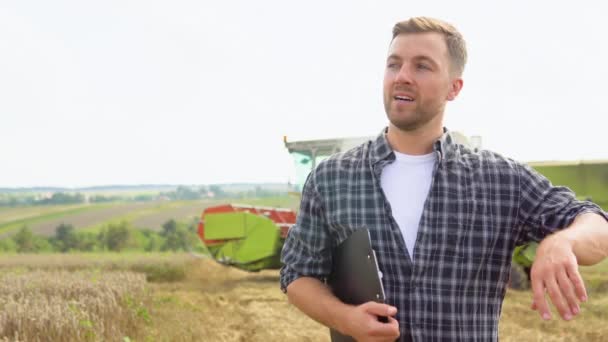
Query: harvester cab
[{"left": 283, "top": 135, "right": 371, "bottom": 192}]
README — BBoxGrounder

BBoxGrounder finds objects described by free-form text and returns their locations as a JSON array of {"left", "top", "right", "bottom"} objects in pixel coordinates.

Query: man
[{"left": 280, "top": 17, "right": 608, "bottom": 341}]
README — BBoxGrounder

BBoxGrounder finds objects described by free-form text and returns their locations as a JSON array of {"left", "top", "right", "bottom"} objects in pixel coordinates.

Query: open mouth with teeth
[{"left": 394, "top": 95, "right": 414, "bottom": 102}]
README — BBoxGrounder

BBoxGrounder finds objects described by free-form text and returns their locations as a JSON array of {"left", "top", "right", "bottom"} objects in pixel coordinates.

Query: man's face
[{"left": 383, "top": 32, "right": 462, "bottom": 132}]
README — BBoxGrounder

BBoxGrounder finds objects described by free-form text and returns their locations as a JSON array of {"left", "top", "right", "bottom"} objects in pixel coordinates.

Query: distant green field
[
  {"left": 229, "top": 195, "right": 300, "bottom": 211},
  {"left": 0, "top": 204, "right": 111, "bottom": 235},
  {"left": 0, "top": 204, "right": 92, "bottom": 225},
  {"left": 80, "top": 200, "right": 206, "bottom": 233},
  {"left": 0, "top": 196, "right": 297, "bottom": 237}
]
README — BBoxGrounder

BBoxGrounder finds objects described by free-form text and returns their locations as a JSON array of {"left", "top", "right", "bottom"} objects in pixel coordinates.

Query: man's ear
[{"left": 446, "top": 78, "right": 463, "bottom": 101}]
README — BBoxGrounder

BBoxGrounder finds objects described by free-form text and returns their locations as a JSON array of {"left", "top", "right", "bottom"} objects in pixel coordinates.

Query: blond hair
[{"left": 392, "top": 17, "right": 467, "bottom": 76}]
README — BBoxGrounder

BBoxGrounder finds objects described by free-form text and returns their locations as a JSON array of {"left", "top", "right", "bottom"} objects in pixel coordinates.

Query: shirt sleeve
[
  {"left": 516, "top": 163, "right": 608, "bottom": 245},
  {"left": 279, "top": 170, "right": 333, "bottom": 293}
]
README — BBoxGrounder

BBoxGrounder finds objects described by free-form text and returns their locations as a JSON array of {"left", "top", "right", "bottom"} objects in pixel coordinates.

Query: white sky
[{"left": 1, "top": 1, "right": 607, "bottom": 187}]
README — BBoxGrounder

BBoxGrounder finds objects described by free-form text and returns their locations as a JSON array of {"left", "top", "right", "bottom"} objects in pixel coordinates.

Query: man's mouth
[{"left": 394, "top": 95, "right": 414, "bottom": 102}]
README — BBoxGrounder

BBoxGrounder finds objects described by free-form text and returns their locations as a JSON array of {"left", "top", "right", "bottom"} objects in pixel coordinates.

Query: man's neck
[{"left": 386, "top": 124, "right": 443, "bottom": 155}]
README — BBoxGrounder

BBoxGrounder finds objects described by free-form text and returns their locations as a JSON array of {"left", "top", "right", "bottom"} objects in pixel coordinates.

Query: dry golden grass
[
  {"left": 0, "top": 253, "right": 191, "bottom": 282},
  {"left": 0, "top": 270, "right": 149, "bottom": 342},
  {"left": 500, "top": 289, "right": 608, "bottom": 341},
  {"left": 499, "top": 261, "right": 608, "bottom": 342},
  {"left": 142, "top": 258, "right": 330, "bottom": 342},
  {"left": 0, "top": 252, "right": 192, "bottom": 268},
  {"left": 0, "top": 254, "right": 606, "bottom": 341},
  {"left": 146, "top": 259, "right": 608, "bottom": 342}
]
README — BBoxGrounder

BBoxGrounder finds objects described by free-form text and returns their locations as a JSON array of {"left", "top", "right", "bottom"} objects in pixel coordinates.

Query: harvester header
[{"left": 198, "top": 204, "right": 296, "bottom": 271}]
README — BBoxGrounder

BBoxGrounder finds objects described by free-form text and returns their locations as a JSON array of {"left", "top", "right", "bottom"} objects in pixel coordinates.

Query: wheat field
[
  {"left": 0, "top": 254, "right": 606, "bottom": 341},
  {"left": 0, "top": 270, "right": 149, "bottom": 342}
]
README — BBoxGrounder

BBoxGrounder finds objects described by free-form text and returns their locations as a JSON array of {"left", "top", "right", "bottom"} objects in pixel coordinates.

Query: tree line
[
  {"left": 0, "top": 185, "right": 286, "bottom": 206},
  {"left": 0, "top": 219, "right": 205, "bottom": 253}
]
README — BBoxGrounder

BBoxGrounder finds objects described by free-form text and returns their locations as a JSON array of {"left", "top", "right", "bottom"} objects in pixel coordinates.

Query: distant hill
[
  {"left": 0, "top": 183, "right": 291, "bottom": 194},
  {"left": 217, "top": 183, "right": 292, "bottom": 193},
  {"left": 0, "top": 185, "right": 177, "bottom": 193}
]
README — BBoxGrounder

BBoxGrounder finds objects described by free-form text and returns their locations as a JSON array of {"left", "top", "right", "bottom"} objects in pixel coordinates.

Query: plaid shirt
[{"left": 280, "top": 128, "right": 608, "bottom": 341}]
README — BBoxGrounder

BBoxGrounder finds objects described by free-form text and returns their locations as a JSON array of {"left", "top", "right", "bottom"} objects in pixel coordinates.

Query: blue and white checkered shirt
[{"left": 280, "top": 128, "right": 608, "bottom": 341}]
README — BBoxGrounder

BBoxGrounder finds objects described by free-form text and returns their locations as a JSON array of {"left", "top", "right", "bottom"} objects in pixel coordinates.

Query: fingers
[
  {"left": 557, "top": 269, "right": 579, "bottom": 318},
  {"left": 531, "top": 272, "right": 572, "bottom": 320},
  {"left": 546, "top": 276, "right": 572, "bottom": 320},
  {"left": 358, "top": 302, "right": 400, "bottom": 339},
  {"left": 529, "top": 234, "right": 589, "bottom": 322},
  {"left": 566, "top": 262, "right": 588, "bottom": 303},
  {"left": 531, "top": 276, "right": 551, "bottom": 320},
  {"left": 362, "top": 301, "right": 398, "bottom": 317},
  {"left": 368, "top": 316, "right": 401, "bottom": 338},
  {"left": 531, "top": 265, "right": 587, "bottom": 321}
]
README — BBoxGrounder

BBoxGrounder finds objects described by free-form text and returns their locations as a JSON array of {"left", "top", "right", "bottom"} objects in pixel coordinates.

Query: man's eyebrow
[
  {"left": 386, "top": 54, "right": 439, "bottom": 66},
  {"left": 412, "top": 55, "right": 438, "bottom": 66},
  {"left": 386, "top": 54, "right": 401, "bottom": 62}
]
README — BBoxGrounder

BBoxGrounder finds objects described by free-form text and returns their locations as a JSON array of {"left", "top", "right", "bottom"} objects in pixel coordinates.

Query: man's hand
[
  {"left": 286, "top": 277, "right": 400, "bottom": 341},
  {"left": 339, "top": 301, "right": 400, "bottom": 342},
  {"left": 530, "top": 233, "right": 587, "bottom": 321}
]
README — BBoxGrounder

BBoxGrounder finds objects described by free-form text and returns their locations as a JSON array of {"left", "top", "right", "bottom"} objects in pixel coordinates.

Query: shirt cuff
[
  {"left": 279, "top": 265, "right": 299, "bottom": 293},
  {"left": 279, "top": 266, "right": 326, "bottom": 294}
]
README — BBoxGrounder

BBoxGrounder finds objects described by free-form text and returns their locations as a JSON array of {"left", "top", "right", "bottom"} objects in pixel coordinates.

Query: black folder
[{"left": 328, "top": 228, "right": 386, "bottom": 342}]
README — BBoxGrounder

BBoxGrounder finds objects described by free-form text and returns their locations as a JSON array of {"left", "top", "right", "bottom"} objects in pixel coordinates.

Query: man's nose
[{"left": 395, "top": 65, "right": 413, "bottom": 84}]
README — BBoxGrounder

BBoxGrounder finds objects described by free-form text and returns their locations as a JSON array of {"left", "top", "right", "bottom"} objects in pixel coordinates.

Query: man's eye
[
  {"left": 387, "top": 63, "right": 400, "bottom": 69},
  {"left": 417, "top": 64, "right": 431, "bottom": 70}
]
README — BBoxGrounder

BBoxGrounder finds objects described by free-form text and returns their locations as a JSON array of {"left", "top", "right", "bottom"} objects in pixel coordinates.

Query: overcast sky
[{"left": 1, "top": 1, "right": 607, "bottom": 187}]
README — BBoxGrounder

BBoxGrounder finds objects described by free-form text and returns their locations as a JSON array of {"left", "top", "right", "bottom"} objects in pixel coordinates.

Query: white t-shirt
[{"left": 380, "top": 151, "right": 436, "bottom": 261}]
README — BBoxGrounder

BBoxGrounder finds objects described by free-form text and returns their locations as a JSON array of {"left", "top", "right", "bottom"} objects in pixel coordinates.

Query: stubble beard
[{"left": 385, "top": 102, "right": 440, "bottom": 132}]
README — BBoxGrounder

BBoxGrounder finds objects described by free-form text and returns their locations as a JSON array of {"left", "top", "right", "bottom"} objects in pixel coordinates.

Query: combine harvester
[
  {"left": 195, "top": 136, "right": 368, "bottom": 271},
  {"left": 197, "top": 134, "right": 608, "bottom": 284}
]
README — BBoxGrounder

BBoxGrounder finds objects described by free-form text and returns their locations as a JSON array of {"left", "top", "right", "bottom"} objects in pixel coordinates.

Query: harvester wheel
[{"left": 509, "top": 263, "right": 530, "bottom": 290}]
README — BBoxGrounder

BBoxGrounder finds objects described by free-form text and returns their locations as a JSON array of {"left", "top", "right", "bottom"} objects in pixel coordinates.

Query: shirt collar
[{"left": 370, "top": 127, "right": 455, "bottom": 165}]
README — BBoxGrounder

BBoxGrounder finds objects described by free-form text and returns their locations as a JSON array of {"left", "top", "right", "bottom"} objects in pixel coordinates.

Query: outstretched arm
[{"left": 531, "top": 212, "right": 608, "bottom": 321}]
